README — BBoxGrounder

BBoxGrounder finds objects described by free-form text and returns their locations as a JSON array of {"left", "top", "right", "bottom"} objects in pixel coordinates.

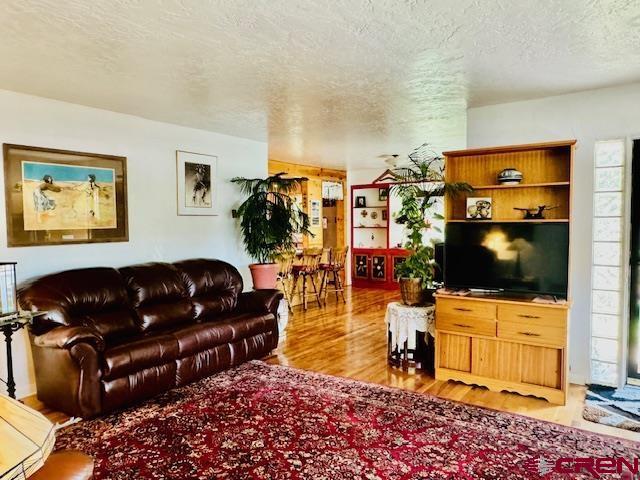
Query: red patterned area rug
[{"left": 56, "top": 361, "right": 639, "bottom": 479}]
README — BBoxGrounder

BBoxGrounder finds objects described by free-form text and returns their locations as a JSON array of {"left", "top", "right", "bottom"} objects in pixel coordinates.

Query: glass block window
[{"left": 591, "top": 140, "right": 626, "bottom": 386}]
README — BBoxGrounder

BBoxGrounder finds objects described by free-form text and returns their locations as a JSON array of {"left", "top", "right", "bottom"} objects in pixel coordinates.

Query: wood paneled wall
[{"left": 268, "top": 159, "right": 347, "bottom": 249}]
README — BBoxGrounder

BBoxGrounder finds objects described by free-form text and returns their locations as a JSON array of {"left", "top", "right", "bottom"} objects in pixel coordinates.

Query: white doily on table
[{"left": 385, "top": 301, "right": 435, "bottom": 350}]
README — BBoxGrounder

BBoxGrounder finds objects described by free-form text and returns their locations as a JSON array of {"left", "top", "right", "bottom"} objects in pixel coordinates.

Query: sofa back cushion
[
  {"left": 119, "top": 262, "right": 193, "bottom": 332},
  {"left": 174, "top": 259, "right": 243, "bottom": 321},
  {"left": 18, "top": 267, "right": 137, "bottom": 339}
]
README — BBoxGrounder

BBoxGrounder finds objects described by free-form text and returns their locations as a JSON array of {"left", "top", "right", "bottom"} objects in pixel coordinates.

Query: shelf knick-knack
[
  {"left": 498, "top": 167, "right": 523, "bottom": 185},
  {"left": 514, "top": 205, "right": 559, "bottom": 219}
]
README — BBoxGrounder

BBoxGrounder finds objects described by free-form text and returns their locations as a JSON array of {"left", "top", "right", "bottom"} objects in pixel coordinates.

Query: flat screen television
[{"left": 444, "top": 222, "right": 569, "bottom": 297}]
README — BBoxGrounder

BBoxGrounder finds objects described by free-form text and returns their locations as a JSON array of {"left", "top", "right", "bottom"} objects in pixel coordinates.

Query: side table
[
  {"left": 385, "top": 302, "right": 435, "bottom": 372},
  {"left": 1, "top": 312, "right": 42, "bottom": 399}
]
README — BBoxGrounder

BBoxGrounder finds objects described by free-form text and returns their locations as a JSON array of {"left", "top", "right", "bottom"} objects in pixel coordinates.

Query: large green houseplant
[
  {"left": 392, "top": 144, "right": 472, "bottom": 305},
  {"left": 231, "top": 172, "right": 311, "bottom": 289}
]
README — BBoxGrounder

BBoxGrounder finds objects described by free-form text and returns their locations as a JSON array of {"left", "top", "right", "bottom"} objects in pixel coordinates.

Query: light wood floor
[{"left": 27, "top": 286, "right": 638, "bottom": 441}]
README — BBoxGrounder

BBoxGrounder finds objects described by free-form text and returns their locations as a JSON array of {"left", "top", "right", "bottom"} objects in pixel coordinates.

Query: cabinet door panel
[
  {"left": 439, "top": 333, "right": 471, "bottom": 372},
  {"left": 353, "top": 254, "right": 369, "bottom": 279},
  {"left": 471, "top": 338, "right": 521, "bottom": 382},
  {"left": 371, "top": 255, "right": 386, "bottom": 281},
  {"left": 521, "top": 345, "right": 562, "bottom": 389}
]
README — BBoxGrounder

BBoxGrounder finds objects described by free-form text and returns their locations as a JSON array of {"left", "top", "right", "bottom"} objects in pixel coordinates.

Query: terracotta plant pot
[{"left": 249, "top": 263, "right": 279, "bottom": 290}]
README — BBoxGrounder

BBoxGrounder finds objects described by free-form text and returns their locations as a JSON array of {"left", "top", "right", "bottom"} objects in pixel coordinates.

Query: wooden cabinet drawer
[
  {"left": 437, "top": 298, "right": 496, "bottom": 320},
  {"left": 436, "top": 313, "right": 496, "bottom": 337},
  {"left": 498, "top": 321, "right": 565, "bottom": 347},
  {"left": 497, "top": 304, "right": 567, "bottom": 328}
]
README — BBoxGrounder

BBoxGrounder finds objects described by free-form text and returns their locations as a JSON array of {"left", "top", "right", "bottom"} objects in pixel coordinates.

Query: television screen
[{"left": 444, "top": 223, "right": 569, "bottom": 297}]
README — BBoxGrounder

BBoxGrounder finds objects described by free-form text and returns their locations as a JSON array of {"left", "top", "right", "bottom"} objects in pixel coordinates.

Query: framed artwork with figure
[
  {"left": 3, "top": 144, "right": 128, "bottom": 247},
  {"left": 176, "top": 150, "right": 217, "bottom": 216}
]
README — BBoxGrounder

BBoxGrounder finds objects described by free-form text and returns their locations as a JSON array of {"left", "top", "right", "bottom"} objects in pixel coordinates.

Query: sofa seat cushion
[
  {"left": 80, "top": 308, "right": 138, "bottom": 342},
  {"left": 103, "top": 333, "right": 179, "bottom": 380},
  {"left": 171, "top": 313, "right": 276, "bottom": 358}
]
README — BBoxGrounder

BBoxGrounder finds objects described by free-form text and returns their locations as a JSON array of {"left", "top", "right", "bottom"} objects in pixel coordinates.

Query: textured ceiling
[{"left": 1, "top": 0, "right": 639, "bottom": 169}]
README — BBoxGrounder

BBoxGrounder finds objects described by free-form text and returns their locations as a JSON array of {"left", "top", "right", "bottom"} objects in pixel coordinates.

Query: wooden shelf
[
  {"left": 353, "top": 206, "right": 386, "bottom": 209},
  {"left": 447, "top": 219, "right": 569, "bottom": 223},
  {"left": 471, "top": 181, "right": 570, "bottom": 190},
  {"left": 354, "top": 226, "right": 387, "bottom": 229}
]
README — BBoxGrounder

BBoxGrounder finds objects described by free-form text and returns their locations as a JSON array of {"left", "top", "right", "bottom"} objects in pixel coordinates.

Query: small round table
[{"left": 385, "top": 302, "right": 435, "bottom": 371}]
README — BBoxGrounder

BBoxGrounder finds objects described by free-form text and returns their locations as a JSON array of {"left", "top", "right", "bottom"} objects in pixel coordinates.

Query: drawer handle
[
  {"left": 453, "top": 323, "right": 472, "bottom": 328},
  {"left": 518, "top": 314, "right": 541, "bottom": 319},
  {"left": 518, "top": 331, "right": 541, "bottom": 337},
  {"left": 454, "top": 307, "right": 473, "bottom": 312}
]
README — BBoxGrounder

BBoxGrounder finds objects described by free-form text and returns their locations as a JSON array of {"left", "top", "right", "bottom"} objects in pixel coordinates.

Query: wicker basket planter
[
  {"left": 399, "top": 278, "right": 436, "bottom": 306},
  {"left": 399, "top": 278, "right": 425, "bottom": 306}
]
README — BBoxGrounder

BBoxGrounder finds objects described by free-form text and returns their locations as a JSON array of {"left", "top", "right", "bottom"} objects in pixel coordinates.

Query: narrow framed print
[
  {"left": 176, "top": 150, "right": 217, "bottom": 216},
  {"left": 3, "top": 144, "right": 128, "bottom": 247}
]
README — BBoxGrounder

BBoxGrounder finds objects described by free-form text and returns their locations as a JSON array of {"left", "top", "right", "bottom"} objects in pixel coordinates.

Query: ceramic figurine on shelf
[
  {"left": 498, "top": 167, "right": 523, "bottom": 184},
  {"left": 514, "top": 205, "right": 559, "bottom": 219},
  {"left": 360, "top": 209, "right": 368, "bottom": 218}
]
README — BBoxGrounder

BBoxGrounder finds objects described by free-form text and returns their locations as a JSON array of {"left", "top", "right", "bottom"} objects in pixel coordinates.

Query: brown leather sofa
[{"left": 18, "top": 259, "right": 282, "bottom": 418}]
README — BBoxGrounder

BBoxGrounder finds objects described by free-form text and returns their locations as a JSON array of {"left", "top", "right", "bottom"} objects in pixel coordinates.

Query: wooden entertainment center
[{"left": 435, "top": 140, "right": 575, "bottom": 405}]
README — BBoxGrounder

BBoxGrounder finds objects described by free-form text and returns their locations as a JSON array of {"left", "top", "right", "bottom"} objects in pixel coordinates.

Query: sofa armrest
[
  {"left": 237, "top": 290, "right": 284, "bottom": 317},
  {"left": 33, "top": 326, "right": 105, "bottom": 352}
]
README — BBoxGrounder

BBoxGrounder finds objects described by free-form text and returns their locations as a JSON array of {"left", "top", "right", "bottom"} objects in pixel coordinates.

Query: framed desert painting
[
  {"left": 176, "top": 150, "right": 217, "bottom": 216},
  {"left": 3, "top": 144, "right": 128, "bottom": 247}
]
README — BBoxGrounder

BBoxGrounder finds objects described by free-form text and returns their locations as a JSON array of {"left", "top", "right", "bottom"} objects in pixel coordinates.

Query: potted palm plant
[
  {"left": 231, "top": 173, "right": 311, "bottom": 289},
  {"left": 392, "top": 144, "right": 472, "bottom": 305}
]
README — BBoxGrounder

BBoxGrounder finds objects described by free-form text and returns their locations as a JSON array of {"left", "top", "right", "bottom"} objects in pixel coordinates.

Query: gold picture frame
[{"left": 4, "top": 144, "right": 128, "bottom": 247}]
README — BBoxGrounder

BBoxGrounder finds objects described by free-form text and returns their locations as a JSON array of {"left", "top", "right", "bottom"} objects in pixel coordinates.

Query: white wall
[
  {"left": 0, "top": 89, "right": 267, "bottom": 397},
  {"left": 467, "top": 82, "right": 640, "bottom": 384}
]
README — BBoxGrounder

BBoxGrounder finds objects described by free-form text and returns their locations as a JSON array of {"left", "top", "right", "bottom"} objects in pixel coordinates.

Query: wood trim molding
[
  {"left": 443, "top": 140, "right": 577, "bottom": 157},
  {"left": 268, "top": 159, "right": 346, "bottom": 181}
]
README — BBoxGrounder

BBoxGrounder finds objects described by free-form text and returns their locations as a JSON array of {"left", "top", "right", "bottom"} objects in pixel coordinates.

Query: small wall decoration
[
  {"left": 354, "top": 254, "right": 368, "bottom": 278},
  {"left": 372, "top": 255, "right": 386, "bottom": 280},
  {"left": 3, "top": 144, "right": 128, "bottom": 247},
  {"left": 466, "top": 197, "right": 492, "bottom": 220},
  {"left": 370, "top": 211, "right": 378, "bottom": 220},
  {"left": 378, "top": 188, "right": 388, "bottom": 201},
  {"left": 382, "top": 209, "right": 388, "bottom": 221},
  {"left": 177, "top": 150, "right": 217, "bottom": 216},
  {"left": 310, "top": 199, "right": 321, "bottom": 226},
  {"left": 360, "top": 209, "right": 368, "bottom": 218},
  {"left": 355, "top": 196, "right": 366, "bottom": 208}
]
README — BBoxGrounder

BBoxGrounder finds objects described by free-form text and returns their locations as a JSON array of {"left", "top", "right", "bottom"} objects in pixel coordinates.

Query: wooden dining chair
[
  {"left": 276, "top": 254, "right": 296, "bottom": 312},
  {"left": 319, "top": 246, "right": 349, "bottom": 304},
  {"left": 290, "top": 247, "right": 323, "bottom": 310}
]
